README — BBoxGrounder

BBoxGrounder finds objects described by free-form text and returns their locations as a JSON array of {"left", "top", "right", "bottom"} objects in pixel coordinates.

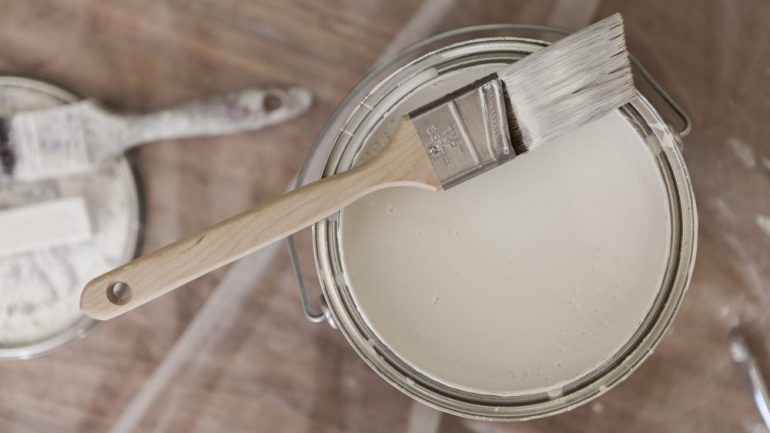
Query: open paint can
[{"left": 289, "top": 26, "right": 696, "bottom": 420}]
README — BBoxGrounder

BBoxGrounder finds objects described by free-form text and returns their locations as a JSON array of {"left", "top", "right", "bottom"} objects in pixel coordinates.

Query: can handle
[
  {"left": 288, "top": 23, "right": 694, "bottom": 325},
  {"left": 629, "top": 51, "right": 692, "bottom": 138},
  {"left": 288, "top": 231, "right": 331, "bottom": 323}
]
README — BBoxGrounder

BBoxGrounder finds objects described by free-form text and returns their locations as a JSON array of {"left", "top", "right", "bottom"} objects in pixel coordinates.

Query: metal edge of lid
[
  {"left": 0, "top": 76, "right": 145, "bottom": 360},
  {"left": 309, "top": 36, "right": 697, "bottom": 420}
]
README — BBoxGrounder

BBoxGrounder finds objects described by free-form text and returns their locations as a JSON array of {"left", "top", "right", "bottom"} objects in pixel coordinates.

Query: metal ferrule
[{"left": 409, "top": 74, "right": 515, "bottom": 189}]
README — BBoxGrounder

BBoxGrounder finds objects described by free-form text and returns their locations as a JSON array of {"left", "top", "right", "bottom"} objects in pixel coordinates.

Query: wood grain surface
[{"left": 1, "top": 0, "right": 769, "bottom": 432}]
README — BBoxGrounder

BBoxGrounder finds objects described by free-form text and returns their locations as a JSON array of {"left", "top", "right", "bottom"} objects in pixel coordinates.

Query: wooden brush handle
[{"left": 80, "top": 118, "right": 440, "bottom": 320}]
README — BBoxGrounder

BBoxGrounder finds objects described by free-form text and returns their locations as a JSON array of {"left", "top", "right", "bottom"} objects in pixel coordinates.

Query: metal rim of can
[
  {"left": 292, "top": 30, "right": 697, "bottom": 420},
  {"left": 0, "top": 76, "right": 145, "bottom": 360}
]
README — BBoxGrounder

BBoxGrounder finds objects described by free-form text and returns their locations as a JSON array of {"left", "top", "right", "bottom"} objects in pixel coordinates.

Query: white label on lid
[{"left": 0, "top": 196, "right": 92, "bottom": 258}]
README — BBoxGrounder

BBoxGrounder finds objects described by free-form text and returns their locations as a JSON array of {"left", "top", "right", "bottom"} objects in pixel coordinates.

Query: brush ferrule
[{"left": 409, "top": 75, "right": 516, "bottom": 189}]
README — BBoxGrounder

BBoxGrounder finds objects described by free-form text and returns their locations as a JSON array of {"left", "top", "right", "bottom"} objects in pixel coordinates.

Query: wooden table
[{"left": 1, "top": 0, "right": 769, "bottom": 432}]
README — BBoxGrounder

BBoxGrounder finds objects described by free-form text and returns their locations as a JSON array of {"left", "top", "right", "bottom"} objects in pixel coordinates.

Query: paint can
[
  {"left": 289, "top": 26, "right": 696, "bottom": 419},
  {"left": 0, "top": 77, "right": 143, "bottom": 359}
]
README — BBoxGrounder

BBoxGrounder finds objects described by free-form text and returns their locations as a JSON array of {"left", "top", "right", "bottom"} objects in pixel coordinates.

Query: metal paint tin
[
  {"left": 0, "top": 77, "right": 143, "bottom": 359},
  {"left": 289, "top": 26, "right": 696, "bottom": 419}
]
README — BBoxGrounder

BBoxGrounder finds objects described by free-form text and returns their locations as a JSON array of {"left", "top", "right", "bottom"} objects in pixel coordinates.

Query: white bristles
[{"left": 499, "top": 13, "right": 634, "bottom": 152}]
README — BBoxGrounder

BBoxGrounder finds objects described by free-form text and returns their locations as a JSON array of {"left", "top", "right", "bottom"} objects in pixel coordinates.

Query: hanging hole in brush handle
[{"left": 107, "top": 281, "right": 133, "bottom": 305}]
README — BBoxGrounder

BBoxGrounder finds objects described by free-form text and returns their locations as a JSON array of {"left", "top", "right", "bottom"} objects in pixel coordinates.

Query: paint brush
[
  {"left": 81, "top": 13, "right": 635, "bottom": 320},
  {"left": 0, "top": 87, "right": 312, "bottom": 184}
]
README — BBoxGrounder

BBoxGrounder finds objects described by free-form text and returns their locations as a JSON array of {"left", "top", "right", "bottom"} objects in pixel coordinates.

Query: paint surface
[{"left": 341, "top": 108, "right": 671, "bottom": 395}]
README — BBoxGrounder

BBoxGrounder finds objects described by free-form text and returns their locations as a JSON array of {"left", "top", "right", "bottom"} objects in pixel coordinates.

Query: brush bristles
[{"left": 500, "top": 13, "right": 634, "bottom": 152}]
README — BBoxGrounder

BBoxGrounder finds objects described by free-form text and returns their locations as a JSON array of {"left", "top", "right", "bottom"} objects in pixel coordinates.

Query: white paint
[
  {"left": 0, "top": 166, "right": 136, "bottom": 344},
  {"left": 0, "top": 79, "right": 141, "bottom": 351},
  {"left": 0, "top": 196, "right": 91, "bottom": 257},
  {"left": 728, "top": 137, "right": 757, "bottom": 169},
  {"left": 341, "top": 104, "right": 670, "bottom": 395},
  {"left": 757, "top": 214, "right": 770, "bottom": 238}
]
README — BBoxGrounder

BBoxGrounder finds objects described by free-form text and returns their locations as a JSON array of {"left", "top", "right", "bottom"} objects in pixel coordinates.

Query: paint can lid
[{"left": 0, "top": 76, "right": 143, "bottom": 359}]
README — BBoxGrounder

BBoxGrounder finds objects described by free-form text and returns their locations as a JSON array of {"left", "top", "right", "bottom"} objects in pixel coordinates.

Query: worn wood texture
[{"left": 1, "top": 0, "right": 769, "bottom": 432}]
